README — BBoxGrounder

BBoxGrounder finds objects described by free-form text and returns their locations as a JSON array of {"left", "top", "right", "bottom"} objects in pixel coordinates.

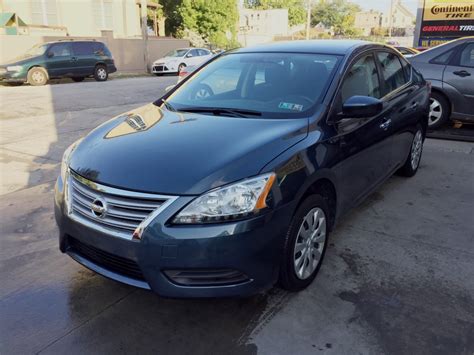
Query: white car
[{"left": 152, "top": 48, "right": 212, "bottom": 75}]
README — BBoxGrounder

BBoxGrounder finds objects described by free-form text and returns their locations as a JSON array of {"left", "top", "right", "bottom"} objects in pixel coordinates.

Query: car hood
[
  {"left": 1, "top": 55, "right": 41, "bottom": 66},
  {"left": 155, "top": 57, "right": 180, "bottom": 64},
  {"left": 69, "top": 103, "right": 308, "bottom": 195}
]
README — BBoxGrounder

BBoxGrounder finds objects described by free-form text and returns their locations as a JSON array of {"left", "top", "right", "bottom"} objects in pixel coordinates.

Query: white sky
[{"left": 349, "top": 0, "right": 419, "bottom": 15}]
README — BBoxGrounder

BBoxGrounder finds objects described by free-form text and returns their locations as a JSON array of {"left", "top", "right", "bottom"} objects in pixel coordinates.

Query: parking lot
[{"left": 1, "top": 77, "right": 473, "bottom": 354}]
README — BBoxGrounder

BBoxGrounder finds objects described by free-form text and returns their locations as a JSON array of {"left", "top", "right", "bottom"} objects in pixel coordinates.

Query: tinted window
[
  {"left": 376, "top": 51, "right": 406, "bottom": 93},
  {"left": 92, "top": 42, "right": 108, "bottom": 56},
  {"left": 72, "top": 42, "right": 93, "bottom": 55},
  {"left": 49, "top": 43, "right": 71, "bottom": 57},
  {"left": 459, "top": 43, "right": 474, "bottom": 67},
  {"left": 341, "top": 54, "right": 381, "bottom": 102},
  {"left": 198, "top": 49, "right": 210, "bottom": 56},
  {"left": 431, "top": 48, "right": 455, "bottom": 65},
  {"left": 166, "top": 52, "right": 340, "bottom": 118}
]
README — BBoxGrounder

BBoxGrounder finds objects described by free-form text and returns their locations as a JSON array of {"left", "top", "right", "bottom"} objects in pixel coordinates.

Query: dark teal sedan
[{"left": 55, "top": 40, "right": 429, "bottom": 297}]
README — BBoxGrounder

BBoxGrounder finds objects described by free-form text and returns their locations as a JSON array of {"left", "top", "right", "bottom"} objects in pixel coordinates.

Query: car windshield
[
  {"left": 165, "top": 49, "right": 189, "bottom": 58},
  {"left": 25, "top": 44, "right": 49, "bottom": 57},
  {"left": 163, "top": 52, "right": 340, "bottom": 118}
]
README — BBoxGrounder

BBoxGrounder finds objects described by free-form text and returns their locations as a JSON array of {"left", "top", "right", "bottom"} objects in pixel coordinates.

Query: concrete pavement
[{"left": 1, "top": 77, "right": 473, "bottom": 354}]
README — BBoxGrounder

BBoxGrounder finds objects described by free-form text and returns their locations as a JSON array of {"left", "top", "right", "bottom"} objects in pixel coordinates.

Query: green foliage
[
  {"left": 161, "top": 0, "right": 238, "bottom": 48},
  {"left": 245, "top": 0, "right": 306, "bottom": 26},
  {"left": 311, "top": 0, "right": 361, "bottom": 36}
]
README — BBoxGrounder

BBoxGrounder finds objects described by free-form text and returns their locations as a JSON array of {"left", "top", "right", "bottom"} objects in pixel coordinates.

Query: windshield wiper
[
  {"left": 178, "top": 107, "right": 262, "bottom": 117},
  {"left": 161, "top": 99, "right": 176, "bottom": 112}
]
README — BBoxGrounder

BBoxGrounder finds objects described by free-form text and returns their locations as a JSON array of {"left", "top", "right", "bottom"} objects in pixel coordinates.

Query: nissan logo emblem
[{"left": 91, "top": 198, "right": 107, "bottom": 218}]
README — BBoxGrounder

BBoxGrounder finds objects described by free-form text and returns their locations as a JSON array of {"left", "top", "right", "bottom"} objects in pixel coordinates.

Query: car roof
[
  {"left": 42, "top": 40, "right": 103, "bottom": 45},
  {"left": 235, "top": 40, "right": 379, "bottom": 55},
  {"left": 409, "top": 36, "right": 474, "bottom": 62}
]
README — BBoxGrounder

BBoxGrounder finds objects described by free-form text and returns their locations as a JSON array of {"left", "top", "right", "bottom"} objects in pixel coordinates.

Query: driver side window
[
  {"left": 49, "top": 43, "right": 71, "bottom": 57},
  {"left": 341, "top": 54, "right": 381, "bottom": 103}
]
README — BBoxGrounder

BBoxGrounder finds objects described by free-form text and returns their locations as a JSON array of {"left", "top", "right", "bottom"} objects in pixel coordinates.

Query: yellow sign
[{"left": 423, "top": 0, "right": 474, "bottom": 21}]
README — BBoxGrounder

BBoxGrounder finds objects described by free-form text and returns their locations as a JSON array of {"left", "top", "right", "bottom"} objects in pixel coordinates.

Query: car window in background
[
  {"left": 49, "top": 43, "right": 71, "bottom": 57},
  {"left": 72, "top": 42, "right": 93, "bottom": 55},
  {"left": 189, "top": 49, "right": 199, "bottom": 57},
  {"left": 376, "top": 51, "right": 407, "bottom": 94},
  {"left": 198, "top": 49, "right": 210, "bottom": 56},
  {"left": 165, "top": 49, "right": 188, "bottom": 57},
  {"left": 341, "top": 54, "right": 381, "bottom": 102},
  {"left": 459, "top": 43, "right": 474, "bottom": 67},
  {"left": 166, "top": 52, "right": 340, "bottom": 118}
]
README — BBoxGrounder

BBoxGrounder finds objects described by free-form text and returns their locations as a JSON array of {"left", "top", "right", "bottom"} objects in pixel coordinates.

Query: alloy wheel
[
  {"left": 293, "top": 207, "right": 327, "bottom": 280},
  {"left": 428, "top": 98, "right": 443, "bottom": 127},
  {"left": 97, "top": 68, "right": 107, "bottom": 80},
  {"left": 411, "top": 130, "right": 423, "bottom": 170},
  {"left": 32, "top": 70, "right": 45, "bottom": 84}
]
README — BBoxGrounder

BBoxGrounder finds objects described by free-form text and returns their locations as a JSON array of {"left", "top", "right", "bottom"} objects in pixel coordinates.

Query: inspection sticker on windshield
[{"left": 278, "top": 102, "right": 304, "bottom": 111}]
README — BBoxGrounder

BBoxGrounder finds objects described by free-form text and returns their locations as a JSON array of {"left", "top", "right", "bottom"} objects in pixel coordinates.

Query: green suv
[{"left": 0, "top": 40, "right": 117, "bottom": 86}]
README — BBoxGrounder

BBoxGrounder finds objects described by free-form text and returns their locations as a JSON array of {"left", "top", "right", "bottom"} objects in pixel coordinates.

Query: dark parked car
[
  {"left": 409, "top": 37, "right": 474, "bottom": 129},
  {"left": 0, "top": 40, "right": 116, "bottom": 86},
  {"left": 55, "top": 40, "right": 429, "bottom": 297}
]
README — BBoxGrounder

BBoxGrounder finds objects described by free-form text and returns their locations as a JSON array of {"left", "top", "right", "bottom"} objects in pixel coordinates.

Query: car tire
[
  {"left": 428, "top": 92, "right": 450, "bottom": 129},
  {"left": 279, "top": 194, "right": 330, "bottom": 292},
  {"left": 27, "top": 67, "right": 48, "bottom": 86},
  {"left": 397, "top": 126, "right": 424, "bottom": 177},
  {"left": 178, "top": 63, "right": 186, "bottom": 73},
  {"left": 94, "top": 65, "right": 108, "bottom": 82},
  {"left": 72, "top": 77, "right": 85, "bottom": 82}
]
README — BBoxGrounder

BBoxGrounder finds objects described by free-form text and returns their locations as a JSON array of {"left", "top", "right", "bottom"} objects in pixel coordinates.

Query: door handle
[
  {"left": 380, "top": 118, "right": 392, "bottom": 130},
  {"left": 453, "top": 70, "right": 471, "bottom": 77},
  {"left": 71, "top": 56, "right": 78, "bottom": 62}
]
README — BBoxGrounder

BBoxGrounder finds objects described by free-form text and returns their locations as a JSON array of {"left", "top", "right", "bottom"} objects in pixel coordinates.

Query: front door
[
  {"left": 45, "top": 43, "right": 73, "bottom": 77},
  {"left": 328, "top": 52, "right": 394, "bottom": 212},
  {"left": 71, "top": 42, "right": 96, "bottom": 76},
  {"left": 443, "top": 42, "right": 474, "bottom": 117}
]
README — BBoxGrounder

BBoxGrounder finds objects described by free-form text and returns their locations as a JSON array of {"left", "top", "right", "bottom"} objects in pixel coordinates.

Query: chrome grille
[{"left": 67, "top": 171, "right": 177, "bottom": 240}]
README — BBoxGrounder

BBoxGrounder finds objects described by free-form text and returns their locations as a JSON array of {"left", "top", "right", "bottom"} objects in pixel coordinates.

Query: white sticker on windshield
[{"left": 278, "top": 102, "right": 304, "bottom": 112}]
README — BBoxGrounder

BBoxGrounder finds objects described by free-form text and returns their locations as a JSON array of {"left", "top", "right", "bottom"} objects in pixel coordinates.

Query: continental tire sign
[{"left": 419, "top": 0, "right": 474, "bottom": 47}]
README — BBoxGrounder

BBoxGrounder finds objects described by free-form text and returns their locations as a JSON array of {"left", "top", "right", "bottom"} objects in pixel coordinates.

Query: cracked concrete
[{"left": 1, "top": 77, "right": 473, "bottom": 355}]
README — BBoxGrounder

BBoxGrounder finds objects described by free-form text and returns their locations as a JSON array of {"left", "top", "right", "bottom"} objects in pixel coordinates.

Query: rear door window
[
  {"left": 72, "top": 42, "right": 93, "bottom": 56},
  {"left": 458, "top": 43, "right": 474, "bottom": 68},
  {"left": 341, "top": 54, "right": 381, "bottom": 102},
  {"left": 376, "top": 51, "right": 407, "bottom": 94},
  {"left": 49, "top": 43, "right": 71, "bottom": 57}
]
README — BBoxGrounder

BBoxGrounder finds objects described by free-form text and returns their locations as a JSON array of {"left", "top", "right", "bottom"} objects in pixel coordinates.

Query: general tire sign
[{"left": 418, "top": 0, "right": 474, "bottom": 47}]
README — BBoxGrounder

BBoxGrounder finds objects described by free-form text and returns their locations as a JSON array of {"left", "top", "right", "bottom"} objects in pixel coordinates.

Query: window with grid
[
  {"left": 93, "top": 0, "right": 114, "bottom": 30},
  {"left": 31, "top": 0, "right": 58, "bottom": 26}
]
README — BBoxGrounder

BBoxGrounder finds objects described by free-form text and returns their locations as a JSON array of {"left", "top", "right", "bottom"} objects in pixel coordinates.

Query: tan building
[
  {"left": 354, "top": 0, "right": 415, "bottom": 36},
  {"left": 354, "top": 10, "right": 382, "bottom": 36},
  {"left": 0, "top": 0, "right": 165, "bottom": 37},
  {"left": 238, "top": 8, "right": 289, "bottom": 46}
]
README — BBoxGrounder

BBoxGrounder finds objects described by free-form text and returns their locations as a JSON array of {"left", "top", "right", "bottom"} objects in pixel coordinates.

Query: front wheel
[
  {"left": 397, "top": 127, "right": 423, "bottom": 177},
  {"left": 27, "top": 67, "right": 48, "bottom": 86},
  {"left": 178, "top": 63, "right": 186, "bottom": 74},
  {"left": 94, "top": 65, "right": 108, "bottom": 81},
  {"left": 279, "top": 195, "right": 329, "bottom": 291}
]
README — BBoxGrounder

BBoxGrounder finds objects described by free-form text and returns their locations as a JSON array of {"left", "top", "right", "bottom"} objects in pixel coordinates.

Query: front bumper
[
  {"left": 54, "top": 176, "right": 292, "bottom": 298},
  {"left": 152, "top": 63, "right": 177, "bottom": 74},
  {"left": 0, "top": 69, "right": 26, "bottom": 82}
]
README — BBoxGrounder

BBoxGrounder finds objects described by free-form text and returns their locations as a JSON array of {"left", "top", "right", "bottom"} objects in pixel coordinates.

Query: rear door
[
  {"left": 45, "top": 43, "right": 73, "bottom": 77},
  {"left": 375, "top": 50, "right": 422, "bottom": 168},
  {"left": 185, "top": 49, "right": 201, "bottom": 66},
  {"left": 71, "top": 42, "right": 96, "bottom": 76},
  {"left": 443, "top": 42, "right": 474, "bottom": 117},
  {"left": 328, "top": 52, "right": 394, "bottom": 211}
]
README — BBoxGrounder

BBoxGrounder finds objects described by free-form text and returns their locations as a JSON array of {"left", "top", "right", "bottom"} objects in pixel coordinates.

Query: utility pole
[
  {"left": 306, "top": 0, "right": 312, "bottom": 40},
  {"left": 140, "top": 0, "right": 150, "bottom": 73},
  {"left": 388, "top": 0, "right": 395, "bottom": 37}
]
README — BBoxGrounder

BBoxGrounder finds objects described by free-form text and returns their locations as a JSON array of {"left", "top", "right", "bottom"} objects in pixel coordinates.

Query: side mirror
[
  {"left": 165, "top": 85, "right": 175, "bottom": 92},
  {"left": 342, "top": 95, "right": 383, "bottom": 118},
  {"left": 186, "top": 53, "right": 193, "bottom": 58},
  {"left": 47, "top": 51, "right": 54, "bottom": 58}
]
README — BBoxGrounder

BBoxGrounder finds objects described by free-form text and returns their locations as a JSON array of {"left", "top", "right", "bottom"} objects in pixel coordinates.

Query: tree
[
  {"left": 311, "top": 0, "right": 361, "bottom": 36},
  {"left": 161, "top": 0, "right": 239, "bottom": 48},
  {"left": 245, "top": 0, "right": 306, "bottom": 26}
]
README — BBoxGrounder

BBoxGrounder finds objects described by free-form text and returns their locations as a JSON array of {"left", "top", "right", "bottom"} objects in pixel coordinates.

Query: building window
[
  {"left": 31, "top": 0, "right": 58, "bottom": 26},
  {"left": 93, "top": 0, "right": 113, "bottom": 29}
]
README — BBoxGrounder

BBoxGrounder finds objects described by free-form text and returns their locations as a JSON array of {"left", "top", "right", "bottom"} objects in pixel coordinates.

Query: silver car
[{"left": 409, "top": 37, "right": 474, "bottom": 129}]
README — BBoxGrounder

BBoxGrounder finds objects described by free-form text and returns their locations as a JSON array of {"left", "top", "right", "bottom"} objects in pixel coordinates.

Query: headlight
[
  {"left": 173, "top": 173, "right": 276, "bottom": 224},
  {"left": 6, "top": 65, "right": 22, "bottom": 72},
  {"left": 60, "top": 139, "right": 83, "bottom": 182}
]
